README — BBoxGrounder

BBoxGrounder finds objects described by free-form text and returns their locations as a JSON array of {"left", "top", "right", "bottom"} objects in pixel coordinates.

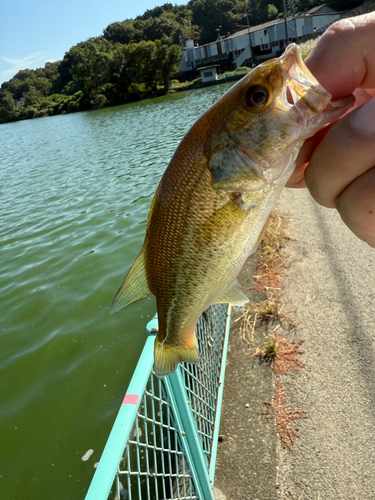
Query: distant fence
[{"left": 85, "top": 303, "right": 231, "bottom": 500}]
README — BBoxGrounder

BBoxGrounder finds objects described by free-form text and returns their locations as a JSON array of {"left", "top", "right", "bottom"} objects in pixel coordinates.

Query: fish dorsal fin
[
  {"left": 110, "top": 246, "right": 152, "bottom": 313},
  {"left": 214, "top": 280, "right": 249, "bottom": 306}
]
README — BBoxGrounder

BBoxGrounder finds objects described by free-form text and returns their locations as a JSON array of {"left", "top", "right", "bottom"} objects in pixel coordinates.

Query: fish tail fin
[{"left": 153, "top": 332, "right": 200, "bottom": 377}]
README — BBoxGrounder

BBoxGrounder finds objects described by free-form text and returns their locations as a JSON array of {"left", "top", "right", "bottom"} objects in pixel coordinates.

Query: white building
[
  {"left": 180, "top": 4, "right": 340, "bottom": 74},
  {"left": 199, "top": 65, "right": 218, "bottom": 83},
  {"left": 16, "top": 97, "right": 26, "bottom": 108}
]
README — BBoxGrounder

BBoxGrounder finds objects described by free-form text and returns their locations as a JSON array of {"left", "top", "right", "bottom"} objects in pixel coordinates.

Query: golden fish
[{"left": 110, "top": 44, "right": 354, "bottom": 376}]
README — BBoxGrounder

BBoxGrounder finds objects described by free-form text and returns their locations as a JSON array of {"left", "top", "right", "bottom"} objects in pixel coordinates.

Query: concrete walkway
[{"left": 214, "top": 188, "right": 375, "bottom": 500}]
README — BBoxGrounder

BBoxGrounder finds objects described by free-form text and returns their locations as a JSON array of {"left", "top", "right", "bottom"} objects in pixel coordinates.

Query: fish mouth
[{"left": 276, "top": 43, "right": 355, "bottom": 124}]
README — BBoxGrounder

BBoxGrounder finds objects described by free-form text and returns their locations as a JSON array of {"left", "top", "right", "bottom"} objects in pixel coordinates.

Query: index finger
[{"left": 305, "top": 12, "right": 375, "bottom": 99}]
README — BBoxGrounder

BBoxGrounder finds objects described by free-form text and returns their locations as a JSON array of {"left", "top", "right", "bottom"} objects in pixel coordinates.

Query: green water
[{"left": 0, "top": 83, "right": 233, "bottom": 500}]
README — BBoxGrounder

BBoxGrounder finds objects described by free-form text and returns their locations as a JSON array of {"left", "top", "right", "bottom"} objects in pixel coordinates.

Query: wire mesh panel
[
  {"left": 85, "top": 303, "right": 230, "bottom": 500},
  {"left": 179, "top": 304, "right": 229, "bottom": 467},
  {"left": 110, "top": 374, "right": 198, "bottom": 500}
]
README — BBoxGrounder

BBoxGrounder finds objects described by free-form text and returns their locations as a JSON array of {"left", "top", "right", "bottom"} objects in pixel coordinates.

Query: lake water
[{"left": 0, "top": 83, "right": 233, "bottom": 500}]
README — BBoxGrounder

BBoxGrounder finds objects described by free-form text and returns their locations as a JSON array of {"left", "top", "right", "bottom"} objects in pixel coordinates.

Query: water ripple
[{"left": 0, "top": 82, "right": 233, "bottom": 500}]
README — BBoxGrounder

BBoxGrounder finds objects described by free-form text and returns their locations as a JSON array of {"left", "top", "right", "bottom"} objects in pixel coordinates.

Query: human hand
[{"left": 286, "top": 12, "right": 375, "bottom": 247}]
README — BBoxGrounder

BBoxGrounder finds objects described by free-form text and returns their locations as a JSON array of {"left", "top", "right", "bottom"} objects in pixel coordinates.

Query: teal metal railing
[{"left": 85, "top": 303, "right": 231, "bottom": 500}]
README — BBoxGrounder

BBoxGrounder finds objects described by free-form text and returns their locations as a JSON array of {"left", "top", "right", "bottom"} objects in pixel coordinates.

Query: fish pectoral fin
[
  {"left": 214, "top": 280, "right": 249, "bottom": 306},
  {"left": 153, "top": 333, "right": 200, "bottom": 377},
  {"left": 110, "top": 246, "right": 152, "bottom": 313}
]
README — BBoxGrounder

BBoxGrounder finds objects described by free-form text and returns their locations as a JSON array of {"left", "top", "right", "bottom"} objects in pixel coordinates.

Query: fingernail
[{"left": 352, "top": 98, "right": 375, "bottom": 135}]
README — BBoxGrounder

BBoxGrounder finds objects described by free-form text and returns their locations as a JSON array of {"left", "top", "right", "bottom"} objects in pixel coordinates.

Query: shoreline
[{"left": 1, "top": 72, "right": 247, "bottom": 126}]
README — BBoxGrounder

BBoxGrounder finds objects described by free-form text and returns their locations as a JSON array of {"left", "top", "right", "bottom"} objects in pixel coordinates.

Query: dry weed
[
  {"left": 262, "top": 379, "right": 308, "bottom": 451},
  {"left": 299, "top": 36, "right": 321, "bottom": 59},
  {"left": 251, "top": 332, "right": 305, "bottom": 376},
  {"left": 238, "top": 211, "right": 296, "bottom": 344},
  {"left": 237, "top": 296, "right": 297, "bottom": 345},
  {"left": 237, "top": 210, "right": 308, "bottom": 450},
  {"left": 254, "top": 210, "right": 291, "bottom": 293}
]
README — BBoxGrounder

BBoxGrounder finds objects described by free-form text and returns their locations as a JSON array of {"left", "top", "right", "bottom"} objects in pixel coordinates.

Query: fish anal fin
[
  {"left": 110, "top": 246, "right": 152, "bottom": 314},
  {"left": 214, "top": 279, "right": 249, "bottom": 306},
  {"left": 153, "top": 331, "right": 200, "bottom": 377}
]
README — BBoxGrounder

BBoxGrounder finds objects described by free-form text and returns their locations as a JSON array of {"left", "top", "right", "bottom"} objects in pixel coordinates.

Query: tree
[
  {"left": 35, "top": 61, "right": 63, "bottom": 94},
  {"left": 267, "top": 3, "right": 279, "bottom": 19},
  {"left": 154, "top": 37, "right": 183, "bottom": 90},
  {"left": 246, "top": 0, "right": 271, "bottom": 25},
  {"left": 137, "top": 3, "right": 174, "bottom": 20},
  {"left": 132, "top": 40, "right": 159, "bottom": 90},
  {"left": 103, "top": 5, "right": 197, "bottom": 46},
  {"left": 143, "top": 15, "right": 183, "bottom": 44},
  {"left": 11, "top": 69, "right": 35, "bottom": 81},
  {"left": 59, "top": 38, "right": 114, "bottom": 102},
  {"left": 2, "top": 78, "right": 29, "bottom": 100},
  {"left": 0, "top": 91, "right": 16, "bottom": 122},
  {"left": 25, "top": 86, "right": 43, "bottom": 105},
  {"left": 106, "top": 43, "right": 138, "bottom": 103},
  {"left": 188, "top": 0, "right": 239, "bottom": 44},
  {"left": 103, "top": 20, "right": 137, "bottom": 44}
]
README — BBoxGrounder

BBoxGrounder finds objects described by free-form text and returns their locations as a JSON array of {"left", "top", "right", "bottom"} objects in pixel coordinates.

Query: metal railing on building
[{"left": 85, "top": 303, "right": 231, "bottom": 500}]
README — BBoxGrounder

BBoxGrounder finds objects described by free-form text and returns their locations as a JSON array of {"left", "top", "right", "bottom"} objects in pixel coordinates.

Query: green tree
[
  {"left": 0, "top": 91, "right": 16, "bottom": 122},
  {"left": 103, "top": 5, "right": 197, "bottom": 45},
  {"left": 11, "top": 69, "right": 35, "bottom": 81},
  {"left": 267, "top": 3, "right": 278, "bottom": 19},
  {"left": 36, "top": 61, "right": 63, "bottom": 94},
  {"left": 188, "top": 0, "right": 238, "bottom": 44},
  {"left": 106, "top": 43, "right": 138, "bottom": 103},
  {"left": 138, "top": 3, "right": 174, "bottom": 20},
  {"left": 60, "top": 38, "right": 114, "bottom": 103},
  {"left": 132, "top": 40, "right": 159, "bottom": 90},
  {"left": 25, "top": 86, "right": 42, "bottom": 105},
  {"left": 2, "top": 68, "right": 53, "bottom": 101},
  {"left": 2, "top": 78, "right": 29, "bottom": 100},
  {"left": 143, "top": 15, "right": 183, "bottom": 44},
  {"left": 103, "top": 20, "right": 137, "bottom": 44},
  {"left": 246, "top": 0, "right": 270, "bottom": 25},
  {"left": 154, "top": 37, "right": 183, "bottom": 90}
]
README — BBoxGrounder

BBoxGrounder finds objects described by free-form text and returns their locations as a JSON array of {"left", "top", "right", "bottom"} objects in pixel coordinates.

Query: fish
[{"left": 110, "top": 44, "right": 354, "bottom": 377}]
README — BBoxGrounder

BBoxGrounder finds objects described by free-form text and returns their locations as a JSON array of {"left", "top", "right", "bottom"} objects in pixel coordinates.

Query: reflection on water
[{"left": 0, "top": 83, "right": 233, "bottom": 499}]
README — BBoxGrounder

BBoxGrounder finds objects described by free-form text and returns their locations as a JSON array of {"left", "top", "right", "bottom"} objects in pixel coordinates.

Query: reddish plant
[{"left": 262, "top": 379, "right": 308, "bottom": 451}]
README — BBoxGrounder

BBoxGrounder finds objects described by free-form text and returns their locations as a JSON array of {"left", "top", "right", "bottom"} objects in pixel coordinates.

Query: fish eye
[{"left": 246, "top": 85, "right": 270, "bottom": 109}]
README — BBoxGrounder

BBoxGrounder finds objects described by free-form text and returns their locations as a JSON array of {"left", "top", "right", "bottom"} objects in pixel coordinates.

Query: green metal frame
[
  {"left": 208, "top": 306, "right": 231, "bottom": 482},
  {"left": 85, "top": 336, "right": 155, "bottom": 499},
  {"left": 165, "top": 371, "right": 215, "bottom": 500},
  {"left": 85, "top": 303, "right": 231, "bottom": 500}
]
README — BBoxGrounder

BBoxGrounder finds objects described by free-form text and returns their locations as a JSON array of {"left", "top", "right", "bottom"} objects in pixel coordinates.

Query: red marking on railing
[{"left": 122, "top": 394, "right": 139, "bottom": 405}]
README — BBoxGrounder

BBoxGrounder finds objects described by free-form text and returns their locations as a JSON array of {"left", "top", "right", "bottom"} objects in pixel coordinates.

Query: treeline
[
  {"left": 0, "top": 36, "right": 182, "bottom": 123},
  {"left": 0, "top": 0, "right": 363, "bottom": 124},
  {"left": 106, "top": 0, "right": 362, "bottom": 47}
]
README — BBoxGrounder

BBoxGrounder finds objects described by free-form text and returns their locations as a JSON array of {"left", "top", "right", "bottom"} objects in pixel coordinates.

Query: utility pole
[
  {"left": 244, "top": 10, "right": 253, "bottom": 66},
  {"left": 283, "top": 0, "right": 289, "bottom": 45},
  {"left": 288, "top": 0, "right": 298, "bottom": 42}
]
